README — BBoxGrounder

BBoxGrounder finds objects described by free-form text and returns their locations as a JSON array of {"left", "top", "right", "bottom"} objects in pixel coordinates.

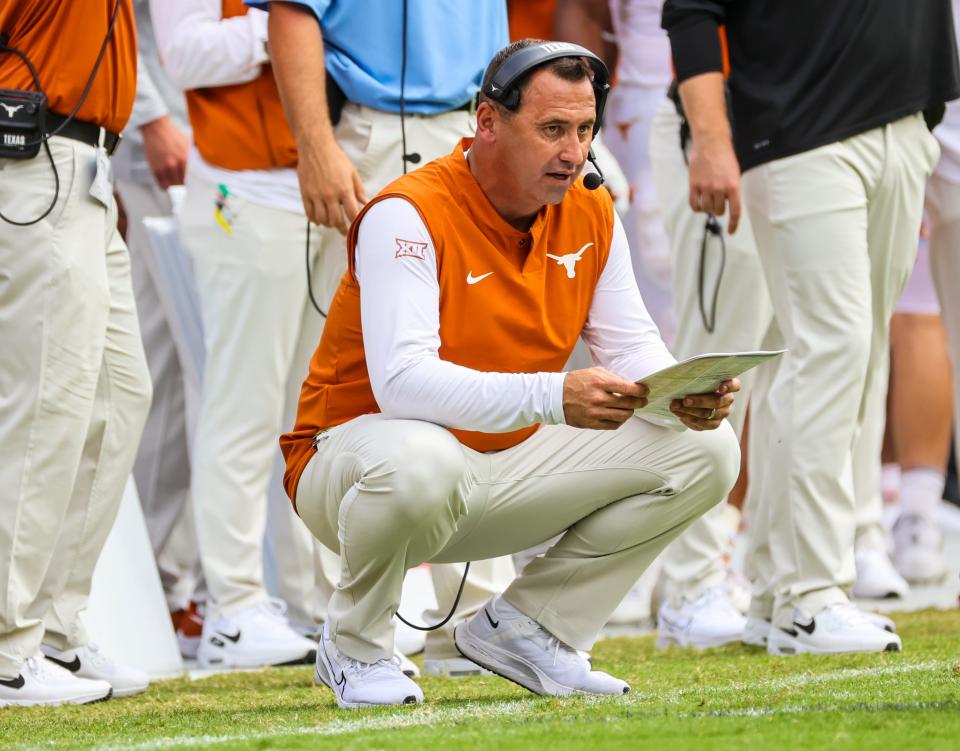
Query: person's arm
[
  {"left": 127, "top": 50, "right": 189, "bottom": 188},
  {"left": 357, "top": 199, "right": 646, "bottom": 432},
  {"left": 268, "top": 1, "right": 367, "bottom": 232},
  {"left": 662, "top": 0, "right": 741, "bottom": 232},
  {"left": 150, "top": 0, "right": 269, "bottom": 90},
  {"left": 582, "top": 213, "right": 737, "bottom": 430}
]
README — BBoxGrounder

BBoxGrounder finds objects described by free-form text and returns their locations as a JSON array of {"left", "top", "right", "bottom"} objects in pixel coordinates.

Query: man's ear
[{"left": 474, "top": 101, "right": 499, "bottom": 144}]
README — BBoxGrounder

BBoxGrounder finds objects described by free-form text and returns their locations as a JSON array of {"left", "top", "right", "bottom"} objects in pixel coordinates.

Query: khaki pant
[
  {"left": 179, "top": 172, "right": 329, "bottom": 620},
  {"left": 925, "top": 172, "right": 960, "bottom": 474},
  {"left": 312, "top": 103, "right": 519, "bottom": 655},
  {"left": 295, "top": 414, "right": 740, "bottom": 662},
  {"left": 0, "top": 138, "right": 152, "bottom": 677},
  {"left": 649, "top": 97, "right": 775, "bottom": 606},
  {"left": 741, "top": 114, "right": 940, "bottom": 626},
  {"left": 116, "top": 177, "right": 201, "bottom": 613}
]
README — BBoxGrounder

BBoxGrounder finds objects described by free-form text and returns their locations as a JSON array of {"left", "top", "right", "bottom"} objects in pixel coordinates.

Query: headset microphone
[
  {"left": 583, "top": 148, "right": 604, "bottom": 190},
  {"left": 402, "top": 151, "right": 421, "bottom": 164}
]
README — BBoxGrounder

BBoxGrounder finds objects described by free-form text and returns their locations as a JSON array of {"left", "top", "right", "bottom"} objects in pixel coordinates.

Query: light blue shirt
[{"left": 247, "top": 0, "right": 508, "bottom": 114}]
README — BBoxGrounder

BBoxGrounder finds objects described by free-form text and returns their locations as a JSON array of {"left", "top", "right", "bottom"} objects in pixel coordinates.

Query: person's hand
[
  {"left": 141, "top": 115, "right": 189, "bottom": 189},
  {"left": 563, "top": 367, "right": 649, "bottom": 429},
  {"left": 669, "top": 377, "right": 741, "bottom": 431},
  {"left": 687, "top": 132, "right": 742, "bottom": 233},
  {"left": 297, "top": 139, "right": 368, "bottom": 234}
]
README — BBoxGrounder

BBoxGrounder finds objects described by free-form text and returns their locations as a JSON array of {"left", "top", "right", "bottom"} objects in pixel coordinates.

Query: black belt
[{"left": 45, "top": 112, "right": 122, "bottom": 156}]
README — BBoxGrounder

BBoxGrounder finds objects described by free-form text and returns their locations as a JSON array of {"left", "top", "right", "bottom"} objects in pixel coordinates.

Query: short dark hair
[{"left": 478, "top": 39, "right": 595, "bottom": 112}]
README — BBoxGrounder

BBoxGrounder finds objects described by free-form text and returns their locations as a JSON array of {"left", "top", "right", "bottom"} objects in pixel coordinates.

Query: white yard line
[{"left": 74, "top": 659, "right": 957, "bottom": 751}]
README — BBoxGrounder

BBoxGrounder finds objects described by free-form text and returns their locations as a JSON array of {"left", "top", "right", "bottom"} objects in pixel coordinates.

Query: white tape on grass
[{"left": 88, "top": 659, "right": 954, "bottom": 751}]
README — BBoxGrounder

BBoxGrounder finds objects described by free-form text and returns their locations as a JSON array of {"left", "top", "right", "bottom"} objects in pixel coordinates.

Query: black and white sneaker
[
  {"left": 0, "top": 653, "right": 112, "bottom": 707},
  {"left": 314, "top": 624, "right": 423, "bottom": 710},
  {"left": 42, "top": 642, "right": 148, "bottom": 698},
  {"left": 197, "top": 599, "right": 317, "bottom": 669},
  {"left": 767, "top": 602, "right": 902, "bottom": 655}
]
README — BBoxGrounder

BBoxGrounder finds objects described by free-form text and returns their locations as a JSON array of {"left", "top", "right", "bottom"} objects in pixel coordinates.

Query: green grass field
[{"left": 3, "top": 609, "right": 959, "bottom": 751}]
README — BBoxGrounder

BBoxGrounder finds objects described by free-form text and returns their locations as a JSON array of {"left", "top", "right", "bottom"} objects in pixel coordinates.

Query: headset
[
  {"left": 0, "top": 0, "right": 122, "bottom": 226},
  {"left": 482, "top": 41, "right": 611, "bottom": 190}
]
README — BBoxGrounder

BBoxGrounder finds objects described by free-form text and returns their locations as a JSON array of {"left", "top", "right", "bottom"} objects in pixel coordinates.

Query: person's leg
[
  {"left": 742, "top": 140, "right": 874, "bottom": 633},
  {"left": 648, "top": 97, "right": 772, "bottom": 643},
  {"left": 0, "top": 140, "right": 114, "bottom": 691},
  {"left": 605, "top": 84, "right": 676, "bottom": 341},
  {"left": 180, "top": 172, "right": 317, "bottom": 667},
  {"left": 115, "top": 178, "right": 199, "bottom": 614},
  {"left": 863, "top": 117, "right": 944, "bottom": 585},
  {"left": 434, "top": 418, "right": 740, "bottom": 651},
  {"left": 927, "top": 172, "right": 960, "bottom": 478},
  {"left": 295, "top": 415, "right": 474, "bottom": 662}
]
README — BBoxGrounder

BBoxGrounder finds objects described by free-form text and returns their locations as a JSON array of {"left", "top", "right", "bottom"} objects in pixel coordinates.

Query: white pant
[
  {"left": 0, "top": 138, "right": 152, "bottom": 676},
  {"left": 742, "top": 114, "right": 940, "bottom": 626},
  {"left": 648, "top": 97, "right": 774, "bottom": 605},
  {"left": 115, "top": 177, "right": 201, "bottom": 612},
  {"left": 925, "top": 172, "right": 960, "bottom": 475},
  {"left": 605, "top": 83, "right": 677, "bottom": 343},
  {"left": 180, "top": 173, "right": 327, "bottom": 619},
  {"left": 311, "top": 103, "right": 519, "bottom": 654},
  {"left": 296, "top": 414, "right": 739, "bottom": 661}
]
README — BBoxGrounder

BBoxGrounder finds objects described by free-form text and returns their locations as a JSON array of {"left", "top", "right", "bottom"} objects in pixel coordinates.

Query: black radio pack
[{"left": 0, "top": 87, "right": 46, "bottom": 160}]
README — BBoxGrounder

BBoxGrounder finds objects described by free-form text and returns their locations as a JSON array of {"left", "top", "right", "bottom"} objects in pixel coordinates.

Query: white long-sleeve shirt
[
  {"left": 149, "top": 0, "right": 302, "bottom": 213},
  {"left": 354, "top": 197, "right": 677, "bottom": 433}
]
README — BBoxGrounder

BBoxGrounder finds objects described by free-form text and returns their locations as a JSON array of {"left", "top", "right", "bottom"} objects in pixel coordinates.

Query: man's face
[{"left": 496, "top": 69, "right": 596, "bottom": 209}]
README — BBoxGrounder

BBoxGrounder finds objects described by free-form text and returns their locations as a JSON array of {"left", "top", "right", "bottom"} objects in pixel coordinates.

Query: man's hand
[
  {"left": 678, "top": 71, "right": 742, "bottom": 233},
  {"left": 268, "top": 2, "right": 368, "bottom": 233},
  {"left": 687, "top": 132, "right": 741, "bottom": 232},
  {"left": 141, "top": 115, "right": 189, "bottom": 189},
  {"left": 296, "top": 138, "right": 368, "bottom": 233},
  {"left": 669, "top": 377, "right": 741, "bottom": 431},
  {"left": 563, "top": 367, "right": 649, "bottom": 429}
]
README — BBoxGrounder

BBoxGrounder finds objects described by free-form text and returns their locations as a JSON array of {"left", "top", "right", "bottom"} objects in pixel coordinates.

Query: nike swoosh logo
[
  {"left": 0, "top": 674, "right": 25, "bottom": 689},
  {"left": 466, "top": 271, "right": 493, "bottom": 285},
  {"left": 484, "top": 608, "right": 500, "bottom": 629},
  {"left": 45, "top": 655, "right": 81, "bottom": 672},
  {"left": 216, "top": 630, "right": 242, "bottom": 643},
  {"left": 794, "top": 619, "right": 816, "bottom": 635},
  {"left": 334, "top": 669, "right": 347, "bottom": 697}
]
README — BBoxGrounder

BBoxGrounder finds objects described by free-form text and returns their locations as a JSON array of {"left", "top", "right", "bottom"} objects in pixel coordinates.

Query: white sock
[
  {"left": 898, "top": 467, "right": 945, "bottom": 517},
  {"left": 881, "top": 463, "right": 901, "bottom": 504}
]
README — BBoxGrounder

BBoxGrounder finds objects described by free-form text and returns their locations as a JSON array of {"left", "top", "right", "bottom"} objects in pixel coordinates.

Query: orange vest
[
  {"left": 183, "top": 0, "right": 297, "bottom": 171},
  {"left": 0, "top": 0, "right": 136, "bottom": 133},
  {"left": 281, "top": 139, "right": 614, "bottom": 505}
]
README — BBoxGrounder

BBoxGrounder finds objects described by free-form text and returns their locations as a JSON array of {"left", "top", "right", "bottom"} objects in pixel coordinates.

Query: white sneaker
[
  {"left": 395, "top": 650, "right": 420, "bottom": 678},
  {"left": 41, "top": 643, "right": 148, "bottom": 698},
  {"left": 723, "top": 571, "right": 752, "bottom": 616},
  {"left": 422, "top": 656, "right": 491, "bottom": 678},
  {"left": 656, "top": 586, "right": 746, "bottom": 649},
  {"left": 0, "top": 653, "right": 112, "bottom": 707},
  {"left": 744, "top": 608, "right": 895, "bottom": 647},
  {"left": 314, "top": 624, "right": 423, "bottom": 709},
  {"left": 742, "top": 616, "right": 771, "bottom": 647},
  {"left": 892, "top": 513, "right": 948, "bottom": 583},
  {"left": 454, "top": 596, "right": 629, "bottom": 697},
  {"left": 197, "top": 599, "right": 317, "bottom": 669},
  {"left": 767, "top": 602, "right": 902, "bottom": 655},
  {"left": 853, "top": 547, "right": 910, "bottom": 599}
]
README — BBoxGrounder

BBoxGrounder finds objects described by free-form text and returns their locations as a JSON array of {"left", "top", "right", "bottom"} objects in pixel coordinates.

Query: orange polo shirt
[
  {"left": 0, "top": 0, "right": 136, "bottom": 134},
  {"left": 281, "top": 139, "right": 614, "bottom": 504}
]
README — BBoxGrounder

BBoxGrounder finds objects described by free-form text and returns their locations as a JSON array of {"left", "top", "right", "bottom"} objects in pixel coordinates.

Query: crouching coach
[{"left": 281, "top": 40, "right": 741, "bottom": 709}]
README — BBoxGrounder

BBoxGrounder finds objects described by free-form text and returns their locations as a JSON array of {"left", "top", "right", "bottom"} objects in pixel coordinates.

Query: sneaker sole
[
  {"left": 767, "top": 630, "right": 902, "bottom": 655},
  {"left": 454, "top": 623, "right": 604, "bottom": 697},
  {"left": 197, "top": 648, "right": 316, "bottom": 670},
  {"left": 0, "top": 686, "right": 113, "bottom": 707},
  {"left": 111, "top": 683, "right": 150, "bottom": 698}
]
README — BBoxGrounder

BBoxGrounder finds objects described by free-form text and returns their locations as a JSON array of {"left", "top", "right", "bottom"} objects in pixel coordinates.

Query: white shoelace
[
  {"left": 514, "top": 617, "right": 581, "bottom": 668},
  {"left": 342, "top": 654, "right": 405, "bottom": 680},
  {"left": 822, "top": 602, "right": 870, "bottom": 628}
]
